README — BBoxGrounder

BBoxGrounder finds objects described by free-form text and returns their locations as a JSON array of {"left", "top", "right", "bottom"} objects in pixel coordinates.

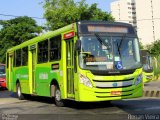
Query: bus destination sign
[{"left": 87, "top": 25, "right": 128, "bottom": 33}]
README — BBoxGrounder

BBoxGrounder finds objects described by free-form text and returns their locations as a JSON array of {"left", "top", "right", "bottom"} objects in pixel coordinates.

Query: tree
[
  {"left": 150, "top": 39, "right": 160, "bottom": 57},
  {"left": 43, "top": 0, "right": 114, "bottom": 30},
  {"left": 0, "top": 16, "right": 42, "bottom": 63},
  {"left": 145, "top": 44, "right": 152, "bottom": 53},
  {"left": 139, "top": 42, "right": 144, "bottom": 49}
]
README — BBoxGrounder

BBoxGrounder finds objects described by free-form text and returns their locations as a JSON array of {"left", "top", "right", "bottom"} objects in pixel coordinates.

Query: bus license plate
[{"left": 111, "top": 91, "right": 121, "bottom": 95}]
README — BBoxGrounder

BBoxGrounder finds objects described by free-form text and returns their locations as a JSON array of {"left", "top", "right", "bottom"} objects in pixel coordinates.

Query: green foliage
[
  {"left": 153, "top": 56, "right": 160, "bottom": 78},
  {"left": 139, "top": 42, "right": 144, "bottom": 49},
  {"left": 43, "top": 0, "right": 114, "bottom": 30},
  {"left": 145, "top": 44, "right": 152, "bottom": 53},
  {"left": 0, "top": 16, "right": 42, "bottom": 63},
  {"left": 154, "top": 67, "right": 160, "bottom": 77},
  {"left": 150, "top": 39, "right": 160, "bottom": 57},
  {"left": 145, "top": 40, "right": 160, "bottom": 78}
]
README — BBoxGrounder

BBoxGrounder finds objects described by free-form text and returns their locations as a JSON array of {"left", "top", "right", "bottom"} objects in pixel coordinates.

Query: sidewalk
[{"left": 143, "top": 80, "right": 160, "bottom": 97}]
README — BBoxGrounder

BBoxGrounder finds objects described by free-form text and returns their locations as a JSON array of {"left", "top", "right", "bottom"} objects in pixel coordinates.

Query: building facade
[
  {"left": 111, "top": 0, "right": 137, "bottom": 30},
  {"left": 135, "top": 0, "right": 160, "bottom": 45},
  {"left": 111, "top": 0, "right": 160, "bottom": 45}
]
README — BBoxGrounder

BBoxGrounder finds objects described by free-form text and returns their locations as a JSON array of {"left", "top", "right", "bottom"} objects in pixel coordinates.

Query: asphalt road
[
  {"left": 144, "top": 80, "right": 160, "bottom": 91},
  {"left": 0, "top": 88, "right": 160, "bottom": 120}
]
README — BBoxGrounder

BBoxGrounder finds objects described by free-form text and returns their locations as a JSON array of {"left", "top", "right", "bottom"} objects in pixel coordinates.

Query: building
[
  {"left": 111, "top": 0, "right": 137, "bottom": 30},
  {"left": 135, "top": 0, "right": 160, "bottom": 45},
  {"left": 111, "top": 0, "right": 160, "bottom": 45}
]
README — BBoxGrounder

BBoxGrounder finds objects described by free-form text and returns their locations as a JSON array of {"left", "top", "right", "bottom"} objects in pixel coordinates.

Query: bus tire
[
  {"left": 16, "top": 83, "right": 25, "bottom": 100},
  {"left": 54, "top": 85, "right": 64, "bottom": 107}
]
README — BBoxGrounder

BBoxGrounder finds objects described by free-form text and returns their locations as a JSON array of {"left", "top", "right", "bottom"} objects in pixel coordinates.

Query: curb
[
  {"left": 143, "top": 90, "right": 160, "bottom": 97},
  {"left": 153, "top": 79, "right": 160, "bottom": 81}
]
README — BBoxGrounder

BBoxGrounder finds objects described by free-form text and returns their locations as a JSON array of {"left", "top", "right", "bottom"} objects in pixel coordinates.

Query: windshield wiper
[
  {"left": 94, "top": 33, "right": 109, "bottom": 47},
  {"left": 117, "top": 34, "right": 126, "bottom": 58}
]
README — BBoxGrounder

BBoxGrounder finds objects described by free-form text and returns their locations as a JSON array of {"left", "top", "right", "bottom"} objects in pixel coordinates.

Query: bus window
[
  {"left": 22, "top": 47, "right": 28, "bottom": 66},
  {"left": 7, "top": 53, "right": 9, "bottom": 68},
  {"left": 15, "top": 49, "right": 21, "bottom": 67},
  {"left": 38, "top": 40, "right": 48, "bottom": 63},
  {"left": 50, "top": 35, "right": 61, "bottom": 61}
]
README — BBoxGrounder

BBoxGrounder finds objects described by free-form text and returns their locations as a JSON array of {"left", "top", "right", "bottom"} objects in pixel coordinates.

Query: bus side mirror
[{"left": 75, "top": 40, "right": 81, "bottom": 52}]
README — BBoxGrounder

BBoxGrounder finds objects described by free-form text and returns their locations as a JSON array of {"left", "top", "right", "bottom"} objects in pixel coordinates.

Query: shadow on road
[
  {"left": 0, "top": 89, "right": 17, "bottom": 98},
  {"left": 64, "top": 100, "right": 113, "bottom": 109},
  {"left": 24, "top": 95, "right": 114, "bottom": 109},
  {"left": 0, "top": 90, "right": 114, "bottom": 109},
  {"left": 6, "top": 90, "right": 155, "bottom": 111},
  {"left": 0, "top": 87, "right": 7, "bottom": 91},
  {"left": 112, "top": 98, "right": 160, "bottom": 114}
]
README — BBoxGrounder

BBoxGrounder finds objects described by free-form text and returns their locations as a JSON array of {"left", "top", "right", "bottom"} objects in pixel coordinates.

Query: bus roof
[
  {"left": 78, "top": 20, "right": 133, "bottom": 27},
  {"left": 7, "top": 23, "right": 74, "bottom": 52},
  {"left": 7, "top": 21, "right": 135, "bottom": 52}
]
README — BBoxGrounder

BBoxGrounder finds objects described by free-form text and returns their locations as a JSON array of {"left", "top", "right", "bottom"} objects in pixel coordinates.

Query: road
[
  {"left": 144, "top": 80, "right": 160, "bottom": 90},
  {"left": 0, "top": 88, "right": 160, "bottom": 120}
]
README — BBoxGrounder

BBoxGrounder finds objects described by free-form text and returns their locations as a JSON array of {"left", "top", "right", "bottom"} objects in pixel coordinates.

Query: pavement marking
[{"left": 143, "top": 90, "right": 160, "bottom": 97}]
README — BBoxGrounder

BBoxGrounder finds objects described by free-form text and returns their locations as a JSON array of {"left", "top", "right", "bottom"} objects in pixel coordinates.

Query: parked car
[{"left": 0, "top": 64, "right": 6, "bottom": 88}]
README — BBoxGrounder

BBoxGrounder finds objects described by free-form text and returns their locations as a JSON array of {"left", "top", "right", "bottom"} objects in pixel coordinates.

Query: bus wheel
[
  {"left": 16, "top": 83, "right": 24, "bottom": 100},
  {"left": 54, "top": 85, "right": 64, "bottom": 107}
]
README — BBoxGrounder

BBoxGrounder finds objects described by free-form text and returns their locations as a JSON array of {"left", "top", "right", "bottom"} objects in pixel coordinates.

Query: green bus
[
  {"left": 6, "top": 21, "right": 143, "bottom": 106},
  {"left": 140, "top": 50, "right": 154, "bottom": 83}
]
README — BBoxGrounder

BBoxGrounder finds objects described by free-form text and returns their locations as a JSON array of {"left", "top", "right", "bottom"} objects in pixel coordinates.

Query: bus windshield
[
  {"left": 147, "top": 56, "right": 153, "bottom": 69},
  {"left": 140, "top": 50, "right": 153, "bottom": 71},
  {"left": 79, "top": 35, "right": 141, "bottom": 71},
  {"left": 143, "top": 55, "right": 153, "bottom": 71}
]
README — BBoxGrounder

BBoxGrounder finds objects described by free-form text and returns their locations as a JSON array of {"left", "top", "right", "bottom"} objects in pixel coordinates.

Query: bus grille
[{"left": 93, "top": 78, "right": 134, "bottom": 88}]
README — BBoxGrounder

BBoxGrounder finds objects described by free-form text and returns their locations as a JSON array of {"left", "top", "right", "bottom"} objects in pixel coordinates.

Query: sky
[{"left": 0, "top": 0, "right": 115, "bottom": 26}]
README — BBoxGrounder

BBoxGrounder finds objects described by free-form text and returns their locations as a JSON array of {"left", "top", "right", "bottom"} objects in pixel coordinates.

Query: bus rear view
[{"left": 75, "top": 21, "right": 143, "bottom": 101}]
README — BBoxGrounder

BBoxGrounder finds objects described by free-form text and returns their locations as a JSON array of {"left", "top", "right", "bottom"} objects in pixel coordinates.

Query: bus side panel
[
  {"left": 6, "top": 69, "right": 9, "bottom": 89},
  {"left": 6, "top": 68, "right": 11, "bottom": 91},
  {"left": 11, "top": 68, "right": 17, "bottom": 92},
  {"left": 35, "top": 63, "right": 52, "bottom": 97},
  {"left": 35, "top": 62, "right": 63, "bottom": 97},
  {"left": 14, "top": 67, "right": 30, "bottom": 94},
  {"left": 49, "top": 61, "right": 63, "bottom": 97},
  {"left": 8, "top": 66, "right": 16, "bottom": 92},
  {"left": 6, "top": 54, "right": 14, "bottom": 91}
]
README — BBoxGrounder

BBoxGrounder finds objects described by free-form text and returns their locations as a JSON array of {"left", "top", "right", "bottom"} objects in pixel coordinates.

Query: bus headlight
[
  {"left": 79, "top": 74, "right": 92, "bottom": 88},
  {"left": 135, "top": 74, "right": 142, "bottom": 85}
]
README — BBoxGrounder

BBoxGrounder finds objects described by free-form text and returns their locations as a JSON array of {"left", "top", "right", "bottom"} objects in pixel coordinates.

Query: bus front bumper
[
  {"left": 77, "top": 84, "right": 143, "bottom": 102},
  {"left": 143, "top": 74, "right": 154, "bottom": 83}
]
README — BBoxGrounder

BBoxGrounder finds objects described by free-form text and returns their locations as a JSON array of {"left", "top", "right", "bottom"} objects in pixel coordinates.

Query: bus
[
  {"left": 6, "top": 21, "right": 143, "bottom": 106},
  {"left": 0, "top": 64, "right": 6, "bottom": 88},
  {"left": 140, "top": 50, "right": 154, "bottom": 83}
]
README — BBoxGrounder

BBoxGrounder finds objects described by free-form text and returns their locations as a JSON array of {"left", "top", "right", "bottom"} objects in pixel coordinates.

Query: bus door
[
  {"left": 30, "top": 45, "right": 36, "bottom": 93},
  {"left": 8, "top": 53, "right": 14, "bottom": 90},
  {"left": 66, "top": 39, "right": 75, "bottom": 98}
]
